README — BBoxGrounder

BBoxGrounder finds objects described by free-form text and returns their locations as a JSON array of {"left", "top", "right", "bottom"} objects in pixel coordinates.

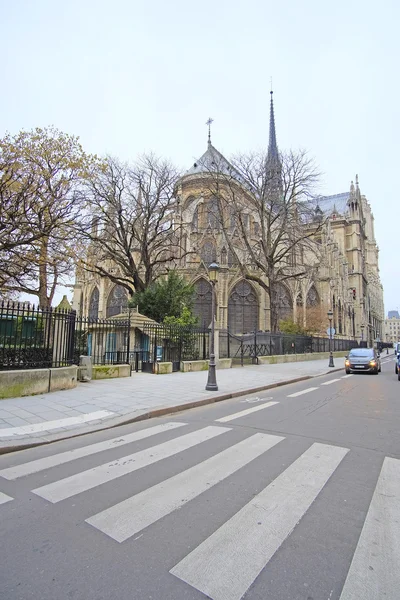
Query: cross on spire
[{"left": 206, "top": 117, "right": 214, "bottom": 146}]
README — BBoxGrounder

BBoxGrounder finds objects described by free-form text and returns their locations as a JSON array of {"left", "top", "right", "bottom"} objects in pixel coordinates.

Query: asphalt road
[{"left": 0, "top": 354, "right": 399, "bottom": 600}]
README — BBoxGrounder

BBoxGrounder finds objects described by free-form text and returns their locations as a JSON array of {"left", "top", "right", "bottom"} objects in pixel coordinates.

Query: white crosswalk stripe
[
  {"left": 32, "top": 425, "right": 230, "bottom": 503},
  {"left": 339, "top": 456, "right": 400, "bottom": 600},
  {"left": 215, "top": 401, "right": 279, "bottom": 422},
  {"left": 86, "top": 432, "right": 284, "bottom": 542},
  {"left": 3, "top": 416, "right": 398, "bottom": 599},
  {"left": 171, "top": 442, "right": 349, "bottom": 600},
  {"left": 0, "top": 422, "right": 186, "bottom": 481},
  {"left": 0, "top": 491, "right": 13, "bottom": 505},
  {"left": 321, "top": 379, "right": 341, "bottom": 385}
]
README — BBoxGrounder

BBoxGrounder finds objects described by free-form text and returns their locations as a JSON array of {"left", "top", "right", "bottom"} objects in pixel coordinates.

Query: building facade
[
  {"left": 72, "top": 97, "right": 384, "bottom": 346},
  {"left": 384, "top": 315, "right": 400, "bottom": 345}
]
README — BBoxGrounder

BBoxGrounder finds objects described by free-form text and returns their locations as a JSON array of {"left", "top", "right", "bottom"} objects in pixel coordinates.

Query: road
[{"left": 0, "top": 354, "right": 399, "bottom": 600}]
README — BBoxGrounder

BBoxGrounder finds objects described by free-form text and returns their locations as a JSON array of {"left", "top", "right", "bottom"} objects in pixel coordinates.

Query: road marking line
[
  {"left": 215, "top": 401, "right": 279, "bottom": 423},
  {"left": 339, "top": 456, "right": 400, "bottom": 600},
  {"left": 86, "top": 433, "right": 284, "bottom": 543},
  {"left": 0, "top": 492, "right": 13, "bottom": 505},
  {"left": 341, "top": 375, "right": 353, "bottom": 379},
  {"left": 0, "top": 410, "right": 115, "bottom": 437},
  {"left": 32, "top": 426, "right": 230, "bottom": 504},
  {"left": 0, "top": 422, "right": 186, "bottom": 481},
  {"left": 320, "top": 379, "right": 341, "bottom": 386},
  {"left": 171, "top": 442, "right": 349, "bottom": 600},
  {"left": 287, "top": 387, "right": 318, "bottom": 397}
]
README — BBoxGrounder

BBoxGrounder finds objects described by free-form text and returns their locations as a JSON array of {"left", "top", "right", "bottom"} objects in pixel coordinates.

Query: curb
[{"left": 0, "top": 367, "right": 344, "bottom": 455}]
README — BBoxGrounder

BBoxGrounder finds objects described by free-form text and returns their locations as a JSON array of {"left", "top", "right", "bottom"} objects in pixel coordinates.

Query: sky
[{"left": 2, "top": 0, "right": 399, "bottom": 313}]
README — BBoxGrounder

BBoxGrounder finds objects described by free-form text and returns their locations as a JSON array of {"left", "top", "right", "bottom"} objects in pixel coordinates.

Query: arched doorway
[
  {"left": 106, "top": 285, "right": 128, "bottom": 318},
  {"left": 88, "top": 287, "right": 99, "bottom": 319},
  {"left": 193, "top": 278, "right": 213, "bottom": 328},
  {"left": 228, "top": 280, "right": 258, "bottom": 334}
]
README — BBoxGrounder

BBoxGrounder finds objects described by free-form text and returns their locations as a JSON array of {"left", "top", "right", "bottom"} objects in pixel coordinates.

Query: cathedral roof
[
  {"left": 185, "top": 141, "right": 238, "bottom": 177},
  {"left": 317, "top": 192, "right": 350, "bottom": 217}
]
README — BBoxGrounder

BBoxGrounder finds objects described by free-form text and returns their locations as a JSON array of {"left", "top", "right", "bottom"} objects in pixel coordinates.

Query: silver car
[{"left": 345, "top": 348, "right": 381, "bottom": 374}]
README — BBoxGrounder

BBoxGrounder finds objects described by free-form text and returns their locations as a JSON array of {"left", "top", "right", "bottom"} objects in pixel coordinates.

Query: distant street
[{"left": 0, "top": 353, "right": 399, "bottom": 600}]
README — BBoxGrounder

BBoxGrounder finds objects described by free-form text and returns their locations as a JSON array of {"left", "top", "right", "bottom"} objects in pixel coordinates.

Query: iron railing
[
  {"left": 219, "top": 329, "right": 359, "bottom": 363},
  {"left": 138, "top": 322, "right": 209, "bottom": 372},
  {"left": 0, "top": 301, "right": 75, "bottom": 370},
  {"left": 0, "top": 301, "right": 131, "bottom": 370}
]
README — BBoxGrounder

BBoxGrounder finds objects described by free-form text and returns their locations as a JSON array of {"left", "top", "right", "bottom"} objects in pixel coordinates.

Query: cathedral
[{"left": 72, "top": 95, "right": 384, "bottom": 346}]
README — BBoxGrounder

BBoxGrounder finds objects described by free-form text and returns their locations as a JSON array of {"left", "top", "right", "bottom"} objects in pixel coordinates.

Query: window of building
[
  {"left": 106, "top": 285, "right": 128, "bottom": 318},
  {"left": 88, "top": 287, "right": 99, "bottom": 320}
]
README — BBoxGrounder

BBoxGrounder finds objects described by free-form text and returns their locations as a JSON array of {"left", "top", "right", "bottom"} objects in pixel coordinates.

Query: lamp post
[
  {"left": 360, "top": 324, "right": 365, "bottom": 345},
  {"left": 205, "top": 262, "right": 219, "bottom": 391},
  {"left": 327, "top": 309, "right": 335, "bottom": 367}
]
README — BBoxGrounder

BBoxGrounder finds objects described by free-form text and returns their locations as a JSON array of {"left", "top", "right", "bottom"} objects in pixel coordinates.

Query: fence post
[
  {"left": 126, "top": 311, "right": 131, "bottom": 370},
  {"left": 179, "top": 328, "right": 183, "bottom": 365},
  {"left": 227, "top": 327, "right": 230, "bottom": 359},
  {"left": 67, "top": 310, "right": 76, "bottom": 366},
  {"left": 202, "top": 329, "right": 206, "bottom": 360},
  {"left": 153, "top": 331, "right": 157, "bottom": 374}
]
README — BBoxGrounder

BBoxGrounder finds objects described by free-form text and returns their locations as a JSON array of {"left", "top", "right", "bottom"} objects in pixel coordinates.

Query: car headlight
[
  {"left": 345, "top": 360, "right": 350, "bottom": 366},
  {"left": 369, "top": 360, "right": 377, "bottom": 366}
]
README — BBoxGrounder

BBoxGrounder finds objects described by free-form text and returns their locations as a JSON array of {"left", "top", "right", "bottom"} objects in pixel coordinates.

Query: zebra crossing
[{"left": 1, "top": 417, "right": 399, "bottom": 600}]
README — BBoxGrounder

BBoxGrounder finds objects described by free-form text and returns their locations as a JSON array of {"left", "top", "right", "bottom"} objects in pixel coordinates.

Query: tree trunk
[{"left": 38, "top": 239, "right": 49, "bottom": 307}]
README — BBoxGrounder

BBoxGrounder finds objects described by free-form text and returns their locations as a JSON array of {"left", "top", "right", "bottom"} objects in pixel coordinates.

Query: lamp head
[{"left": 208, "top": 262, "right": 220, "bottom": 283}]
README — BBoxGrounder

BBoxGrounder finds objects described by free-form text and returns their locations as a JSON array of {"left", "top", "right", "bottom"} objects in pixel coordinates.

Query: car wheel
[
  {"left": 398, "top": 373, "right": 400, "bottom": 381},
  {"left": 345, "top": 369, "right": 350, "bottom": 374},
  {"left": 396, "top": 364, "right": 398, "bottom": 374},
  {"left": 379, "top": 366, "right": 381, "bottom": 372}
]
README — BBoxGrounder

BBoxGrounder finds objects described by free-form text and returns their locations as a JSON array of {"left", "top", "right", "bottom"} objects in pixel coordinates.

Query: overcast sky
[{"left": 2, "top": 0, "right": 399, "bottom": 314}]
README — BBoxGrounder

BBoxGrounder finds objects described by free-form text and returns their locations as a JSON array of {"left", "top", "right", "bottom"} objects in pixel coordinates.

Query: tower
[{"left": 265, "top": 90, "right": 282, "bottom": 198}]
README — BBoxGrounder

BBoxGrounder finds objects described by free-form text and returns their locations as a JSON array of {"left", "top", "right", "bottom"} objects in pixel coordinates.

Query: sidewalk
[{"left": 0, "top": 358, "right": 346, "bottom": 452}]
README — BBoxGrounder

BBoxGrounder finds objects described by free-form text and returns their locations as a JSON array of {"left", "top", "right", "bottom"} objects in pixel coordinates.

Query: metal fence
[
  {"left": 0, "top": 301, "right": 131, "bottom": 370},
  {"left": 0, "top": 301, "right": 76, "bottom": 370},
  {"left": 0, "top": 300, "right": 360, "bottom": 372},
  {"left": 219, "top": 330, "right": 359, "bottom": 363},
  {"left": 138, "top": 322, "right": 209, "bottom": 372}
]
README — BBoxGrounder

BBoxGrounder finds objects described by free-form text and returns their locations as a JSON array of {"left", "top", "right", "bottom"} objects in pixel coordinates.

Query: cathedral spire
[
  {"left": 355, "top": 174, "right": 361, "bottom": 200},
  {"left": 265, "top": 89, "right": 282, "bottom": 197},
  {"left": 267, "top": 90, "right": 279, "bottom": 162},
  {"left": 206, "top": 117, "right": 214, "bottom": 148}
]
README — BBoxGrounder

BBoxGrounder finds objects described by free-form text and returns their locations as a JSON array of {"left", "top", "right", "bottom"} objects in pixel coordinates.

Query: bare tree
[
  {"left": 203, "top": 149, "right": 324, "bottom": 332},
  {"left": 0, "top": 127, "right": 99, "bottom": 306},
  {"left": 78, "top": 154, "right": 184, "bottom": 295}
]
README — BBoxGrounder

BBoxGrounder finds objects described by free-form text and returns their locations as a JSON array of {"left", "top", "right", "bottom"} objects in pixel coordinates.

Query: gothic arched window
[
  {"left": 228, "top": 280, "right": 259, "bottom": 334},
  {"left": 338, "top": 299, "right": 343, "bottom": 334},
  {"left": 192, "top": 205, "right": 199, "bottom": 230},
  {"left": 273, "top": 283, "right": 293, "bottom": 323},
  {"left": 207, "top": 196, "right": 220, "bottom": 229},
  {"left": 228, "top": 250, "right": 237, "bottom": 267},
  {"left": 306, "top": 286, "right": 319, "bottom": 307},
  {"left": 88, "top": 287, "right": 99, "bottom": 320},
  {"left": 106, "top": 285, "right": 128, "bottom": 318},
  {"left": 200, "top": 242, "right": 217, "bottom": 266},
  {"left": 193, "top": 278, "right": 213, "bottom": 328}
]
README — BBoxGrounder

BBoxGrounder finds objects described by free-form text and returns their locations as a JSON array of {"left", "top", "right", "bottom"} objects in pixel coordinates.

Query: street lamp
[
  {"left": 327, "top": 309, "right": 335, "bottom": 367},
  {"left": 360, "top": 324, "right": 365, "bottom": 344},
  {"left": 205, "top": 262, "right": 220, "bottom": 391}
]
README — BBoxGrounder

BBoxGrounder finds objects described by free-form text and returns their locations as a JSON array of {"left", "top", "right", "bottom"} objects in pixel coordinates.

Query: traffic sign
[{"left": 326, "top": 327, "right": 335, "bottom": 336}]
